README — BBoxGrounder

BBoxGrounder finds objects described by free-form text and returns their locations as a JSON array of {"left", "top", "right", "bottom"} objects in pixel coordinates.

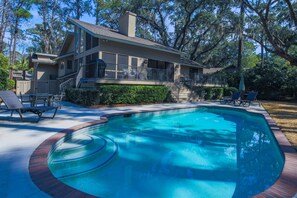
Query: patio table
[{"left": 29, "top": 93, "right": 54, "bottom": 107}]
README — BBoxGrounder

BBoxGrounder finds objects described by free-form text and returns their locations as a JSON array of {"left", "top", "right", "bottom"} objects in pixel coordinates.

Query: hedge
[
  {"left": 7, "top": 79, "right": 15, "bottom": 90},
  {"left": 203, "top": 87, "right": 238, "bottom": 100},
  {"left": 65, "top": 85, "right": 170, "bottom": 106},
  {"left": 65, "top": 89, "right": 100, "bottom": 106}
]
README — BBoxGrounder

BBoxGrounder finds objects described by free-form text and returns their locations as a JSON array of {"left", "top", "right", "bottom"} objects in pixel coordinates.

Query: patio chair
[
  {"left": 220, "top": 91, "right": 241, "bottom": 105},
  {"left": 0, "top": 90, "right": 58, "bottom": 122},
  {"left": 50, "top": 93, "right": 64, "bottom": 109},
  {"left": 19, "top": 92, "right": 33, "bottom": 106},
  {"left": 31, "top": 93, "right": 48, "bottom": 107},
  {"left": 239, "top": 91, "right": 258, "bottom": 107}
]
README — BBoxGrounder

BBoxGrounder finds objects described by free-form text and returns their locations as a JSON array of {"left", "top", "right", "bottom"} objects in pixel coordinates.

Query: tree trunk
[
  {"left": 237, "top": 0, "right": 244, "bottom": 72},
  {"left": 11, "top": 17, "right": 19, "bottom": 68},
  {"left": 95, "top": 8, "right": 99, "bottom": 25},
  {"left": 0, "top": 0, "right": 8, "bottom": 53},
  {"left": 76, "top": 0, "right": 80, "bottom": 19},
  {"left": 22, "top": 70, "right": 25, "bottom": 80},
  {"left": 261, "top": 32, "right": 264, "bottom": 67},
  {"left": 41, "top": 1, "right": 50, "bottom": 53}
]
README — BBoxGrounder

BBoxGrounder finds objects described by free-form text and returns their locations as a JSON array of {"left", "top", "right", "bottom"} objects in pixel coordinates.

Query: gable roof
[
  {"left": 67, "top": 18, "right": 181, "bottom": 55},
  {"left": 180, "top": 57, "right": 205, "bottom": 68},
  {"left": 59, "top": 32, "right": 74, "bottom": 55},
  {"left": 29, "top": 53, "right": 57, "bottom": 68}
]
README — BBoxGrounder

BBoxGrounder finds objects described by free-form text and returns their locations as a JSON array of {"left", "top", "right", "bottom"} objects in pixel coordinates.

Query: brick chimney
[{"left": 119, "top": 11, "right": 136, "bottom": 37}]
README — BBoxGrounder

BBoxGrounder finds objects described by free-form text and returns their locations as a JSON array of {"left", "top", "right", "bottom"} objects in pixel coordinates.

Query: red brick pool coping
[{"left": 29, "top": 105, "right": 297, "bottom": 197}]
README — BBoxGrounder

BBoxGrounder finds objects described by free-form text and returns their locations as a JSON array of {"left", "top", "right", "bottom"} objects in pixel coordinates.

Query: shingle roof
[
  {"left": 180, "top": 57, "right": 206, "bottom": 68},
  {"left": 60, "top": 32, "right": 74, "bottom": 55},
  {"left": 68, "top": 18, "right": 181, "bottom": 55}
]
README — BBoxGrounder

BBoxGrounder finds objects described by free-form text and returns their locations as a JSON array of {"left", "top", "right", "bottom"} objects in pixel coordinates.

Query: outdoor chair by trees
[
  {"left": 220, "top": 91, "right": 241, "bottom": 105},
  {"left": 19, "top": 92, "right": 33, "bottom": 106},
  {"left": 238, "top": 91, "right": 258, "bottom": 107},
  {"left": 0, "top": 90, "right": 58, "bottom": 122},
  {"left": 50, "top": 94, "right": 64, "bottom": 109}
]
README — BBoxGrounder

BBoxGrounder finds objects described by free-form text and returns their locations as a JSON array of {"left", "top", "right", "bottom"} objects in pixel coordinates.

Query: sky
[
  {"left": 13, "top": 5, "right": 97, "bottom": 54},
  {"left": 11, "top": 4, "right": 261, "bottom": 55}
]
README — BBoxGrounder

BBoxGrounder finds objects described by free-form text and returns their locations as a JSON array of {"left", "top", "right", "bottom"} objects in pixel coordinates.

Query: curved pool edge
[{"left": 29, "top": 105, "right": 297, "bottom": 198}]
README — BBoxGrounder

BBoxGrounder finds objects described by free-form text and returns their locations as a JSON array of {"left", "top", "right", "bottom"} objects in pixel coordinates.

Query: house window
[
  {"left": 49, "top": 74, "right": 57, "bottom": 80},
  {"left": 131, "top": 57, "right": 138, "bottom": 67},
  {"left": 74, "top": 59, "right": 78, "bottom": 71},
  {"left": 67, "top": 60, "right": 73, "bottom": 70},
  {"left": 189, "top": 68, "right": 198, "bottom": 80},
  {"left": 148, "top": 60, "right": 166, "bottom": 69},
  {"left": 92, "top": 37, "right": 99, "bottom": 48},
  {"left": 102, "top": 52, "right": 116, "bottom": 68},
  {"left": 118, "top": 55, "right": 128, "bottom": 67},
  {"left": 85, "top": 55, "right": 95, "bottom": 78},
  {"left": 60, "top": 63, "right": 64, "bottom": 70},
  {"left": 75, "top": 27, "right": 79, "bottom": 54},
  {"left": 79, "top": 29, "right": 84, "bottom": 53},
  {"left": 86, "top": 32, "right": 92, "bottom": 50},
  {"left": 86, "top": 55, "right": 92, "bottom": 64},
  {"left": 92, "top": 52, "right": 99, "bottom": 61},
  {"left": 148, "top": 60, "right": 157, "bottom": 68},
  {"left": 102, "top": 52, "right": 116, "bottom": 78},
  {"left": 79, "top": 57, "right": 83, "bottom": 67}
]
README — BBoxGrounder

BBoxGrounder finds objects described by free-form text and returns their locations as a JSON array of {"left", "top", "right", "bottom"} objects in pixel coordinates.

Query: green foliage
[
  {"left": 203, "top": 87, "right": 238, "bottom": 100},
  {"left": 7, "top": 79, "right": 15, "bottom": 90},
  {"left": 65, "top": 89, "right": 100, "bottom": 106},
  {"left": 0, "top": 68, "right": 8, "bottom": 90},
  {"left": 61, "top": 0, "right": 92, "bottom": 19},
  {"left": 244, "top": 0, "right": 297, "bottom": 66},
  {"left": 99, "top": 85, "right": 170, "bottom": 105},
  {"left": 0, "top": 54, "right": 9, "bottom": 90},
  {"left": 223, "top": 87, "right": 238, "bottom": 96},
  {"left": 242, "top": 41, "right": 260, "bottom": 69},
  {"left": 203, "top": 87, "right": 224, "bottom": 100},
  {"left": 15, "top": 7, "right": 33, "bottom": 18},
  {"left": 14, "top": 58, "right": 29, "bottom": 71},
  {"left": 0, "top": 53, "right": 9, "bottom": 69},
  {"left": 244, "top": 60, "right": 297, "bottom": 99},
  {"left": 65, "top": 85, "right": 170, "bottom": 106}
]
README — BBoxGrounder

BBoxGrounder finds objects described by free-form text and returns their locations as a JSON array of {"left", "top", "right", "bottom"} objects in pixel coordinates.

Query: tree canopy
[{"left": 0, "top": 0, "right": 296, "bottom": 69}]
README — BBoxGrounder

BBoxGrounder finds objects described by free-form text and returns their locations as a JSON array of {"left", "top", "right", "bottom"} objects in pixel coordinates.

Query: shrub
[
  {"left": 0, "top": 68, "right": 8, "bottom": 90},
  {"left": 0, "top": 54, "right": 10, "bottom": 90},
  {"left": 203, "top": 87, "right": 236, "bottom": 100},
  {"left": 223, "top": 87, "right": 238, "bottom": 96},
  {"left": 7, "top": 79, "right": 15, "bottom": 90},
  {"left": 65, "top": 85, "right": 170, "bottom": 106},
  {"left": 212, "top": 88, "right": 224, "bottom": 99},
  {"left": 204, "top": 87, "right": 214, "bottom": 100},
  {"left": 99, "top": 85, "right": 169, "bottom": 105},
  {"left": 65, "top": 89, "right": 100, "bottom": 106}
]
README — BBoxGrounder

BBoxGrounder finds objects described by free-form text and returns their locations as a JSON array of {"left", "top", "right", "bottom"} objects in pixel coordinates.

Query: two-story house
[{"left": 27, "top": 11, "right": 223, "bottom": 97}]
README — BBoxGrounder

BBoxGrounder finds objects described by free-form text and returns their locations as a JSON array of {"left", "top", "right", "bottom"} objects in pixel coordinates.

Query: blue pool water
[{"left": 48, "top": 107, "right": 284, "bottom": 198}]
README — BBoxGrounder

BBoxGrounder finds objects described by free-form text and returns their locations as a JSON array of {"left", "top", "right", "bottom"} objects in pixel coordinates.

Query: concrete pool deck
[{"left": 0, "top": 102, "right": 296, "bottom": 197}]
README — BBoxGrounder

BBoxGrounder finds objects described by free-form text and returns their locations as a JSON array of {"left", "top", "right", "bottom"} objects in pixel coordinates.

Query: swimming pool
[{"left": 48, "top": 107, "right": 284, "bottom": 197}]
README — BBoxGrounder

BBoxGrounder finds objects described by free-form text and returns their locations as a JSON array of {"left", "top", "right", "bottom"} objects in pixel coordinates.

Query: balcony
[
  {"left": 181, "top": 73, "right": 226, "bottom": 87},
  {"left": 85, "top": 62, "right": 174, "bottom": 85}
]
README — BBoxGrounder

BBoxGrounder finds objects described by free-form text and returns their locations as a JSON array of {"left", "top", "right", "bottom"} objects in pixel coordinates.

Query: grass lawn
[{"left": 261, "top": 101, "right": 297, "bottom": 151}]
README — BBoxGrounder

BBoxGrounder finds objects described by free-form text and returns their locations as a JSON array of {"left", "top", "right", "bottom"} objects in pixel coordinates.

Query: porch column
[
  {"left": 115, "top": 54, "right": 118, "bottom": 79},
  {"left": 174, "top": 63, "right": 181, "bottom": 82},
  {"left": 33, "top": 62, "right": 39, "bottom": 93}
]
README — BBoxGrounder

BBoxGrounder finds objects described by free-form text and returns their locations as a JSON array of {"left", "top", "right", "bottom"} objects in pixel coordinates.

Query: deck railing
[
  {"left": 181, "top": 74, "right": 226, "bottom": 86},
  {"left": 86, "top": 63, "right": 174, "bottom": 82}
]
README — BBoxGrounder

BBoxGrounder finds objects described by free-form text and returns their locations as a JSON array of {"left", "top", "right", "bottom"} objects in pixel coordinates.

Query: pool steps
[
  {"left": 54, "top": 134, "right": 94, "bottom": 150},
  {"left": 51, "top": 135, "right": 107, "bottom": 162},
  {"left": 49, "top": 134, "right": 118, "bottom": 178}
]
